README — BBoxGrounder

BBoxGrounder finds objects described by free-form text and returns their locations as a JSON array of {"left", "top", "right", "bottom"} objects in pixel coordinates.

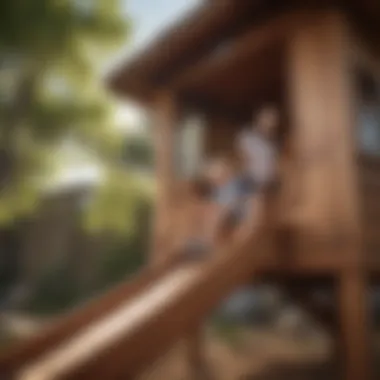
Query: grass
[{"left": 210, "top": 317, "right": 248, "bottom": 351}]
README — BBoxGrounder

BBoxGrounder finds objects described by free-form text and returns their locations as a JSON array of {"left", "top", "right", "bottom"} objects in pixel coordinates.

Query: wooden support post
[
  {"left": 337, "top": 270, "right": 372, "bottom": 380},
  {"left": 287, "top": 10, "right": 359, "bottom": 237},
  {"left": 287, "top": 10, "right": 371, "bottom": 380},
  {"left": 152, "top": 93, "right": 209, "bottom": 376},
  {"left": 203, "top": 114, "right": 239, "bottom": 158},
  {"left": 151, "top": 91, "right": 178, "bottom": 266},
  {"left": 186, "top": 327, "right": 210, "bottom": 380}
]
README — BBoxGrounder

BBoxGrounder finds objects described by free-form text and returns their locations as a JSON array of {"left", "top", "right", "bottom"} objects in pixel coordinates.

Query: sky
[{"left": 127, "top": 0, "right": 201, "bottom": 50}]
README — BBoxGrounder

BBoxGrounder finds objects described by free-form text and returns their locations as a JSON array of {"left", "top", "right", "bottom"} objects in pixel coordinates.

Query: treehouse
[{"left": 2, "top": 1, "right": 380, "bottom": 380}]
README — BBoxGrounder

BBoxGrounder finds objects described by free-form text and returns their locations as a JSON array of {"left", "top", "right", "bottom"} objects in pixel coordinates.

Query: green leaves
[
  {"left": 122, "top": 134, "right": 154, "bottom": 170},
  {"left": 0, "top": 0, "right": 130, "bottom": 62},
  {"left": 84, "top": 167, "right": 147, "bottom": 236},
  {"left": 29, "top": 96, "right": 108, "bottom": 141},
  {"left": 0, "top": 0, "right": 131, "bottom": 226}
]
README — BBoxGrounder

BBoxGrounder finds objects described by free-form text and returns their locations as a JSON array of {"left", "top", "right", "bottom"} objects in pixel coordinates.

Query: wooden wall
[
  {"left": 287, "top": 10, "right": 360, "bottom": 247},
  {"left": 204, "top": 114, "right": 241, "bottom": 160}
]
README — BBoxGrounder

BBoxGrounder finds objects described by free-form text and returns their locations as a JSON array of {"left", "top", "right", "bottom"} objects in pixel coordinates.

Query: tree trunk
[{"left": 0, "top": 68, "right": 40, "bottom": 308}]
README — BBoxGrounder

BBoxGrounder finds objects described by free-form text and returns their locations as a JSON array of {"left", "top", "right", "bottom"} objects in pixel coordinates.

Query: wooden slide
[{"left": 1, "top": 198, "right": 268, "bottom": 380}]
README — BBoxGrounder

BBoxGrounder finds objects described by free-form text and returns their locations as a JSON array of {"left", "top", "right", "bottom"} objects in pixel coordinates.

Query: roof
[
  {"left": 108, "top": 0, "right": 380, "bottom": 115},
  {"left": 108, "top": 1, "right": 275, "bottom": 101}
]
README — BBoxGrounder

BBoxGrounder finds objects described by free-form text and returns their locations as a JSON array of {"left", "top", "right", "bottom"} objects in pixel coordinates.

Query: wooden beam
[
  {"left": 347, "top": 0, "right": 380, "bottom": 18},
  {"left": 287, "top": 13, "right": 373, "bottom": 379},
  {"left": 345, "top": 0, "right": 380, "bottom": 66},
  {"left": 109, "top": 1, "right": 263, "bottom": 95},
  {"left": 185, "top": 327, "right": 210, "bottom": 380},
  {"left": 168, "top": 10, "right": 307, "bottom": 91},
  {"left": 337, "top": 270, "right": 372, "bottom": 380},
  {"left": 154, "top": 1, "right": 269, "bottom": 83},
  {"left": 151, "top": 91, "right": 179, "bottom": 266},
  {"left": 182, "top": 93, "right": 249, "bottom": 124}
]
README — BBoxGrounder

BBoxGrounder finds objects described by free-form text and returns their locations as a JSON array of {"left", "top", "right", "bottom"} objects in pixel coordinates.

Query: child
[
  {"left": 175, "top": 158, "right": 246, "bottom": 261},
  {"left": 237, "top": 105, "right": 279, "bottom": 193},
  {"left": 231, "top": 106, "right": 280, "bottom": 238},
  {"left": 175, "top": 155, "right": 258, "bottom": 262}
]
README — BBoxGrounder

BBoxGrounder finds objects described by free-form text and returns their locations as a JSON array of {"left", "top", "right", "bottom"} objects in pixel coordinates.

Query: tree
[
  {"left": 0, "top": 0, "right": 131, "bottom": 225},
  {"left": 0, "top": 1, "right": 152, "bottom": 310},
  {"left": 122, "top": 133, "right": 154, "bottom": 171}
]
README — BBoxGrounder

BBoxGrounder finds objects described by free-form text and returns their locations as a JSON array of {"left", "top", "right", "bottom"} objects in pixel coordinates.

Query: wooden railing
[{"left": 152, "top": 180, "right": 198, "bottom": 264}]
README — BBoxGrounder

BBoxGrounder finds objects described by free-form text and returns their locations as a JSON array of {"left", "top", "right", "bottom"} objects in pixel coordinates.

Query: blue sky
[{"left": 126, "top": 0, "right": 201, "bottom": 50}]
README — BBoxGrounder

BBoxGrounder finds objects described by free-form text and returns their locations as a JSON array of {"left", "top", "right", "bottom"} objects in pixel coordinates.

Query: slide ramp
[{"left": 2, "top": 198, "right": 268, "bottom": 380}]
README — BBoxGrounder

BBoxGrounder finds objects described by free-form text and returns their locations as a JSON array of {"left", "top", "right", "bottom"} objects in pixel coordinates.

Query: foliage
[
  {"left": 0, "top": 0, "right": 161, "bottom": 313},
  {"left": 83, "top": 167, "right": 153, "bottom": 237},
  {"left": 95, "top": 197, "right": 152, "bottom": 290},
  {"left": 0, "top": 0, "right": 131, "bottom": 225},
  {"left": 122, "top": 133, "right": 154, "bottom": 170},
  {"left": 27, "top": 264, "right": 81, "bottom": 315},
  {"left": 28, "top": 196, "right": 152, "bottom": 315},
  {"left": 210, "top": 316, "right": 247, "bottom": 351}
]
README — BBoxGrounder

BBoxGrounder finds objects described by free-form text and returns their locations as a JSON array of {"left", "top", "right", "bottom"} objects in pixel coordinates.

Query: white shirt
[{"left": 237, "top": 129, "right": 277, "bottom": 184}]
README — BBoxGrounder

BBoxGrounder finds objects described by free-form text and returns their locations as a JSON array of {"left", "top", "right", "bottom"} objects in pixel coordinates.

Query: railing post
[
  {"left": 186, "top": 326, "right": 210, "bottom": 380},
  {"left": 337, "top": 269, "right": 372, "bottom": 380},
  {"left": 151, "top": 90, "right": 179, "bottom": 266}
]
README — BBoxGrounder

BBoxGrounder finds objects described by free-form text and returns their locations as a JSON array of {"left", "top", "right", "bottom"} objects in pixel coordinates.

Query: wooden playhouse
[{"left": 2, "top": 1, "right": 380, "bottom": 379}]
